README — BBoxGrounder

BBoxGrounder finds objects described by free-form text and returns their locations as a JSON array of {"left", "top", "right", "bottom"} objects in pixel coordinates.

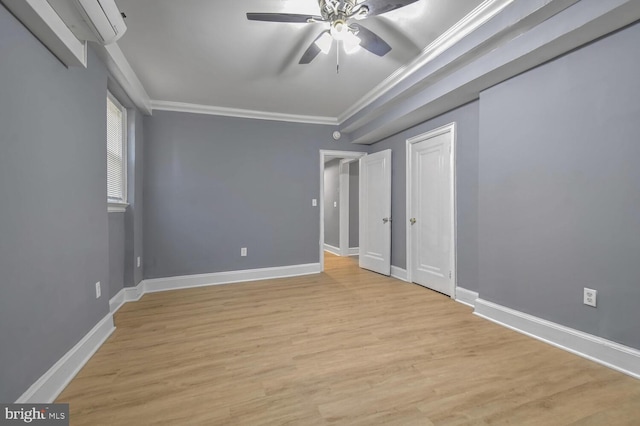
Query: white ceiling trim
[
  {"left": 2, "top": 0, "right": 87, "bottom": 67},
  {"left": 99, "top": 44, "right": 153, "bottom": 114},
  {"left": 337, "top": 0, "right": 515, "bottom": 124},
  {"left": 2, "top": 0, "right": 152, "bottom": 113},
  {"left": 150, "top": 100, "right": 339, "bottom": 126},
  {"left": 5, "top": 0, "right": 514, "bottom": 125}
]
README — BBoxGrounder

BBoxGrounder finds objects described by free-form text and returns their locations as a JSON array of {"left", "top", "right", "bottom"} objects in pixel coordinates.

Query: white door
[
  {"left": 359, "top": 150, "right": 392, "bottom": 275},
  {"left": 408, "top": 125, "right": 454, "bottom": 296}
]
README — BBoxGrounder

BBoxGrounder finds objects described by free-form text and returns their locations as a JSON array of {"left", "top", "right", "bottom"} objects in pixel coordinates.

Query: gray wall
[
  {"left": 324, "top": 159, "right": 341, "bottom": 248},
  {"left": 107, "top": 93, "right": 145, "bottom": 297},
  {"left": 124, "top": 107, "right": 145, "bottom": 289},
  {"left": 478, "top": 22, "right": 640, "bottom": 349},
  {"left": 369, "top": 101, "right": 480, "bottom": 291},
  {"left": 0, "top": 4, "right": 110, "bottom": 402},
  {"left": 349, "top": 162, "right": 359, "bottom": 248},
  {"left": 143, "top": 111, "right": 365, "bottom": 278},
  {"left": 108, "top": 213, "right": 125, "bottom": 299}
]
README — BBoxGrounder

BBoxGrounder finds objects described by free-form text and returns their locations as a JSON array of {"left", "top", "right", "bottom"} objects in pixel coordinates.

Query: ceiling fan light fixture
[
  {"left": 330, "top": 20, "right": 348, "bottom": 40},
  {"left": 315, "top": 32, "right": 333, "bottom": 54},
  {"left": 343, "top": 30, "right": 361, "bottom": 54}
]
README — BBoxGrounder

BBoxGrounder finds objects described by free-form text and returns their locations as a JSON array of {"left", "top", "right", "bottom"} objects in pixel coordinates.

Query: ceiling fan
[{"left": 247, "top": 0, "right": 419, "bottom": 66}]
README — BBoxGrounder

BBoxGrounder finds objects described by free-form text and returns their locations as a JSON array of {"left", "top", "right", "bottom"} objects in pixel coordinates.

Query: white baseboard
[
  {"left": 390, "top": 266, "right": 408, "bottom": 282},
  {"left": 323, "top": 244, "right": 341, "bottom": 256},
  {"left": 143, "top": 263, "right": 321, "bottom": 294},
  {"left": 474, "top": 299, "right": 640, "bottom": 380},
  {"left": 18, "top": 262, "right": 321, "bottom": 402},
  {"left": 455, "top": 287, "right": 479, "bottom": 308},
  {"left": 109, "top": 282, "right": 145, "bottom": 314},
  {"left": 109, "top": 289, "right": 125, "bottom": 314},
  {"left": 124, "top": 282, "right": 144, "bottom": 302},
  {"left": 348, "top": 247, "right": 359, "bottom": 256},
  {"left": 16, "top": 314, "right": 115, "bottom": 403}
]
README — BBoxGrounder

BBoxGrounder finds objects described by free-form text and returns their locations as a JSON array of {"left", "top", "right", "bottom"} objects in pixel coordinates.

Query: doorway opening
[{"left": 319, "top": 150, "right": 367, "bottom": 271}]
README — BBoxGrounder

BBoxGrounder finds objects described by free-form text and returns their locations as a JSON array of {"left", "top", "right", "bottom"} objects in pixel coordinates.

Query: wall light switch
[
  {"left": 95, "top": 282, "right": 101, "bottom": 299},
  {"left": 241, "top": 247, "right": 247, "bottom": 257},
  {"left": 312, "top": 199, "right": 317, "bottom": 207},
  {"left": 137, "top": 257, "right": 141, "bottom": 268}
]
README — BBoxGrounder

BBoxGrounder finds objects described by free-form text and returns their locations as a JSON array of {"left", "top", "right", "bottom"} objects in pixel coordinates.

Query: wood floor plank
[{"left": 57, "top": 254, "right": 640, "bottom": 425}]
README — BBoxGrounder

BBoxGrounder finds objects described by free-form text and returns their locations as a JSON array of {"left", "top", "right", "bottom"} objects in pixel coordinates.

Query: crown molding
[
  {"left": 337, "top": 0, "right": 515, "bottom": 124},
  {"left": 150, "top": 100, "right": 339, "bottom": 125},
  {"left": 99, "top": 44, "right": 153, "bottom": 115},
  {"left": 146, "top": 1, "right": 513, "bottom": 126}
]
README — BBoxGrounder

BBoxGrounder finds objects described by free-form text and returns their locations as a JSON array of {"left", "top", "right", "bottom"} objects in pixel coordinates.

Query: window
[{"left": 107, "top": 92, "right": 127, "bottom": 211}]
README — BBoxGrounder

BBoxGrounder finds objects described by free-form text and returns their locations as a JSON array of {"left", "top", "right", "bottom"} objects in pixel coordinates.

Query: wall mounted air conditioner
[
  {"left": 73, "top": 0, "right": 127, "bottom": 45},
  {"left": 1, "top": 0, "right": 127, "bottom": 67},
  {"left": 43, "top": 0, "right": 127, "bottom": 45}
]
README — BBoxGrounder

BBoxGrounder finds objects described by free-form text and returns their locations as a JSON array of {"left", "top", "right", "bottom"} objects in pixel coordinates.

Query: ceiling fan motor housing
[{"left": 319, "top": 0, "right": 359, "bottom": 22}]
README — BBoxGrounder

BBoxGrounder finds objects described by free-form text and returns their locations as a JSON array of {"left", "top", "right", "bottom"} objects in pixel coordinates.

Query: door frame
[
  {"left": 320, "top": 150, "right": 367, "bottom": 271},
  {"left": 405, "top": 122, "right": 457, "bottom": 297},
  {"left": 339, "top": 158, "right": 359, "bottom": 257}
]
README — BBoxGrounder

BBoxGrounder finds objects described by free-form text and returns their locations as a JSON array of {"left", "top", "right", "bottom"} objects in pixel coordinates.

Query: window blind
[{"left": 107, "top": 96, "right": 125, "bottom": 202}]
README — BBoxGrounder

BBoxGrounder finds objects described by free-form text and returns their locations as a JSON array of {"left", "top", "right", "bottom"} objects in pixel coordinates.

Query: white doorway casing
[
  {"left": 319, "top": 150, "right": 367, "bottom": 271},
  {"left": 339, "top": 159, "right": 359, "bottom": 257},
  {"left": 406, "top": 123, "right": 457, "bottom": 297},
  {"left": 359, "top": 149, "right": 392, "bottom": 276}
]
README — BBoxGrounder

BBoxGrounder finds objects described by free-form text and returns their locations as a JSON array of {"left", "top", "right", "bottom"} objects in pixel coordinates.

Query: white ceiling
[{"left": 113, "top": 0, "right": 485, "bottom": 119}]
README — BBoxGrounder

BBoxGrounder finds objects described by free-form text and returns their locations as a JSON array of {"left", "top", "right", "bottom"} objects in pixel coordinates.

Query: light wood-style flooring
[{"left": 57, "top": 254, "right": 640, "bottom": 425}]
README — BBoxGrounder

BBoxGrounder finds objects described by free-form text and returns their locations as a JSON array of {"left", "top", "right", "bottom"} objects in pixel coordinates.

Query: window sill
[{"left": 108, "top": 202, "right": 129, "bottom": 213}]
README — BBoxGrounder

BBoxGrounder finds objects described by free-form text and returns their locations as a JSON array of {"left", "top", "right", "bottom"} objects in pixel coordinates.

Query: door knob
[
  {"left": 382, "top": 217, "right": 391, "bottom": 224},
  {"left": 410, "top": 218, "right": 416, "bottom": 225}
]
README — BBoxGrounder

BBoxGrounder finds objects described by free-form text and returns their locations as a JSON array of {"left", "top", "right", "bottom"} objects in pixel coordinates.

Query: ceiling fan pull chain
[{"left": 337, "top": 41, "right": 340, "bottom": 74}]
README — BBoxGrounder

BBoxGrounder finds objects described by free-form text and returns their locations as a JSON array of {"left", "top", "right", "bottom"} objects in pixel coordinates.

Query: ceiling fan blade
[
  {"left": 357, "top": 0, "right": 419, "bottom": 17},
  {"left": 354, "top": 24, "right": 391, "bottom": 57},
  {"left": 299, "top": 31, "right": 329, "bottom": 64},
  {"left": 246, "top": 13, "right": 323, "bottom": 23}
]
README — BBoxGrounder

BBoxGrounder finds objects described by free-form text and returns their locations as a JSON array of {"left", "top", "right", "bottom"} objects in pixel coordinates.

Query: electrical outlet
[
  {"left": 584, "top": 288, "right": 597, "bottom": 307},
  {"left": 334, "top": 201, "right": 337, "bottom": 208},
  {"left": 95, "top": 282, "right": 101, "bottom": 299},
  {"left": 241, "top": 247, "right": 247, "bottom": 257},
  {"left": 137, "top": 256, "right": 141, "bottom": 268}
]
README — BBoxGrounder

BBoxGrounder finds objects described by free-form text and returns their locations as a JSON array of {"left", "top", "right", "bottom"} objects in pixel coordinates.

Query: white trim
[
  {"left": 101, "top": 44, "right": 153, "bottom": 115},
  {"left": 15, "top": 314, "right": 115, "bottom": 403},
  {"left": 143, "top": 263, "right": 321, "bottom": 294},
  {"left": 455, "top": 287, "right": 479, "bottom": 308},
  {"left": 109, "top": 282, "right": 144, "bottom": 314},
  {"left": 337, "top": 0, "right": 514, "bottom": 124},
  {"left": 339, "top": 161, "right": 350, "bottom": 256},
  {"left": 107, "top": 91, "right": 128, "bottom": 206},
  {"left": 474, "top": 299, "right": 640, "bottom": 380},
  {"left": 151, "top": 100, "right": 338, "bottom": 125},
  {"left": 2, "top": 0, "right": 88, "bottom": 67},
  {"left": 124, "top": 282, "right": 145, "bottom": 302},
  {"left": 109, "top": 289, "right": 125, "bottom": 314},
  {"left": 390, "top": 266, "right": 409, "bottom": 282},
  {"left": 323, "top": 244, "right": 341, "bottom": 256},
  {"left": 348, "top": 247, "right": 359, "bottom": 256},
  {"left": 319, "top": 150, "right": 367, "bottom": 271},
  {"left": 405, "top": 123, "right": 457, "bottom": 298},
  {"left": 107, "top": 202, "right": 128, "bottom": 213}
]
